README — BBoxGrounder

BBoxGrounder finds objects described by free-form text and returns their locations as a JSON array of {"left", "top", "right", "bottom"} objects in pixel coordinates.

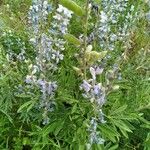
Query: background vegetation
[{"left": 0, "top": 0, "right": 150, "bottom": 149}]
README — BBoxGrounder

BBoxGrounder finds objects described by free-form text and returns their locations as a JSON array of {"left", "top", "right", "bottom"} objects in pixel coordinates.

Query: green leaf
[
  {"left": 49, "top": 138, "right": 60, "bottom": 148},
  {"left": 0, "top": 18, "right": 5, "bottom": 30},
  {"left": 27, "top": 100, "right": 36, "bottom": 112},
  {"left": 17, "top": 100, "right": 35, "bottom": 113},
  {"left": 42, "top": 120, "right": 64, "bottom": 136},
  {"left": 79, "top": 145, "right": 85, "bottom": 150},
  {"left": 139, "top": 116, "right": 150, "bottom": 125},
  {"left": 144, "top": 133, "right": 150, "bottom": 150},
  {"left": 54, "top": 121, "right": 64, "bottom": 136},
  {"left": 110, "top": 119, "right": 133, "bottom": 138},
  {"left": 120, "top": 128, "right": 128, "bottom": 138},
  {"left": 42, "top": 122, "right": 58, "bottom": 136},
  {"left": 71, "top": 104, "right": 78, "bottom": 114},
  {"left": 108, "top": 144, "right": 119, "bottom": 150},
  {"left": 110, "top": 113, "right": 139, "bottom": 121},
  {"left": 64, "top": 33, "right": 81, "bottom": 46},
  {"left": 140, "top": 124, "right": 150, "bottom": 129},
  {"left": 104, "top": 142, "right": 112, "bottom": 149},
  {"left": 110, "top": 105, "right": 127, "bottom": 115},
  {"left": 99, "top": 124, "right": 120, "bottom": 142},
  {"left": 15, "top": 93, "right": 32, "bottom": 98},
  {"left": 115, "top": 120, "right": 133, "bottom": 132},
  {"left": 60, "top": 0, "right": 84, "bottom": 16},
  {"left": 0, "top": 108, "right": 14, "bottom": 125},
  {"left": 96, "top": 145, "right": 105, "bottom": 150}
]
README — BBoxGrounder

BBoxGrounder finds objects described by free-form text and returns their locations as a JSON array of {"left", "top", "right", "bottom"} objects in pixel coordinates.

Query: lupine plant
[
  {"left": 26, "top": 0, "right": 73, "bottom": 124},
  {"left": 0, "top": 0, "right": 149, "bottom": 149}
]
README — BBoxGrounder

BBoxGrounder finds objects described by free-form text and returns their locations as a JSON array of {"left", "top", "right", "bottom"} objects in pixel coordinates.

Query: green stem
[{"left": 83, "top": 0, "right": 89, "bottom": 80}]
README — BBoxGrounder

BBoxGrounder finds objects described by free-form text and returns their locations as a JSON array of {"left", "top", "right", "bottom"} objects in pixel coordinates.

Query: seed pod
[{"left": 59, "top": 0, "right": 84, "bottom": 16}]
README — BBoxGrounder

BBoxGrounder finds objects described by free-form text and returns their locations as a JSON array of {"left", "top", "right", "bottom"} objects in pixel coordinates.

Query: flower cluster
[
  {"left": 80, "top": 66, "right": 106, "bottom": 145},
  {"left": 52, "top": 5, "right": 73, "bottom": 34},
  {"left": 80, "top": 66, "right": 105, "bottom": 107},
  {"left": 86, "top": 117, "right": 105, "bottom": 149},
  {"left": 48, "top": 4, "right": 73, "bottom": 70},
  {"left": 26, "top": 73, "right": 57, "bottom": 124},
  {"left": 28, "top": 0, "right": 52, "bottom": 34},
  {"left": 26, "top": 1, "right": 73, "bottom": 124},
  {"left": 29, "top": 4, "right": 73, "bottom": 72},
  {"left": 91, "top": 0, "right": 140, "bottom": 98},
  {"left": 78, "top": 1, "right": 137, "bottom": 145},
  {"left": 98, "top": 0, "right": 138, "bottom": 51},
  {"left": 80, "top": 0, "right": 138, "bottom": 144},
  {"left": 78, "top": 45, "right": 106, "bottom": 146}
]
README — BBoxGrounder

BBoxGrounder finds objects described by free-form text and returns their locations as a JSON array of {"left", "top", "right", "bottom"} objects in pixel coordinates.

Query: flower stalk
[{"left": 26, "top": 0, "right": 73, "bottom": 124}]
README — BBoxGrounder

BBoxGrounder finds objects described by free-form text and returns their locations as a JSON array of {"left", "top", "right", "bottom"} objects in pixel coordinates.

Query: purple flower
[
  {"left": 25, "top": 75, "right": 33, "bottom": 84},
  {"left": 97, "top": 93, "right": 106, "bottom": 106},
  {"left": 88, "top": 117, "right": 105, "bottom": 146},
  {"left": 92, "top": 83, "right": 106, "bottom": 106},
  {"left": 93, "top": 84, "right": 101, "bottom": 95},
  {"left": 47, "top": 82, "right": 57, "bottom": 95},
  {"left": 37, "top": 79, "right": 47, "bottom": 93},
  {"left": 80, "top": 80, "right": 92, "bottom": 92},
  {"left": 90, "top": 66, "right": 103, "bottom": 80},
  {"left": 95, "top": 66, "right": 104, "bottom": 75}
]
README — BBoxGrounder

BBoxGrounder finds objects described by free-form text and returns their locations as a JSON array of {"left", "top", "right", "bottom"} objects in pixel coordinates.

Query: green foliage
[
  {"left": 0, "top": 0, "right": 149, "bottom": 150},
  {"left": 64, "top": 33, "right": 81, "bottom": 46}
]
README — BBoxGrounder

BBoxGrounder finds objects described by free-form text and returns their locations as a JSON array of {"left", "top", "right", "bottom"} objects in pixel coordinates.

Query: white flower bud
[
  {"left": 112, "top": 85, "right": 120, "bottom": 90},
  {"left": 86, "top": 45, "right": 93, "bottom": 52}
]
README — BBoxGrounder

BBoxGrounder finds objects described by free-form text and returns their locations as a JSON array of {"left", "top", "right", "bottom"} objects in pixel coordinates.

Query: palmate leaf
[
  {"left": 109, "top": 118, "right": 133, "bottom": 138},
  {"left": 59, "top": 0, "right": 84, "bottom": 16},
  {"left": 99, "top": 124, "right": 120, "bottom": 142},
  {"left": 109, "top": 105, "right": 127, "bottom": 116},
  {"left": 113, "top": 120, "right": 133, "bottom": 132}
]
